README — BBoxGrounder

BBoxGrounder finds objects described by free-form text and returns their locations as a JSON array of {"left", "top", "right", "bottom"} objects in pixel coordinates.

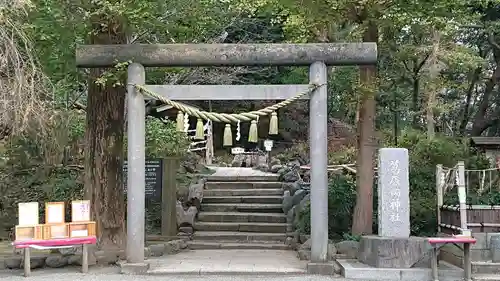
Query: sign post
[{"left": 123, "top": 159, "right": 163, "bottom": 203}]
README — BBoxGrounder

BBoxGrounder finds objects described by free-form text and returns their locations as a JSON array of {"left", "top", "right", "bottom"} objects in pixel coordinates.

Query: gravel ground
[
  {"left": 1, "top": 267, "right": 493, "bottom": 281},
  {"left": 0, "top": 267, "right": 347, "bottom": 281}
]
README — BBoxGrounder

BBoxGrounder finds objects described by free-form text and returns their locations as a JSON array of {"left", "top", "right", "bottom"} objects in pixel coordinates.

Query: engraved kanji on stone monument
[{"left": 378, "top": 148, "right": 410, "bottom": 238}]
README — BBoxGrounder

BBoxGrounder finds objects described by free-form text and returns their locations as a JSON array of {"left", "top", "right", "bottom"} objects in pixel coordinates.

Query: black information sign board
[{"left": 123, "top": 159, "right": 163, "bottom": 202}]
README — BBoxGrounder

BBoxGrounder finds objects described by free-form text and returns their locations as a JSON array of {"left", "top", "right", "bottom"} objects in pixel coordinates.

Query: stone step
[
  {"left": 194, "top": 222, "right": 289, "bottom": 233},
  {"left": 192, "top": 231, "right": 287, "bottom": 242},
  {"left": 205, "top": 174, "right": 279, "bottom": 182},
  {"left": 187, "top": 241, "right": 291, "bottom": 250},
  {"left": 205, "top": 181, "right": 282, "bottom": 190},
  {"left": 200, "top": 203, "right": 283, "bottom": 213},
  {"left": 204, "top": 189, "right": 283, "bottom": 197},
  {"left": 473, "top": 262, "right": 500, "bottom": 275},
  {"left": 474, "top": 274, "right": 500, "bottom": 281},
  {"left": 198, "top": 212, "right": 286, "bottom": 223},
  {"left": 203, "top": 196, "right": 282, "bottom": 204}
]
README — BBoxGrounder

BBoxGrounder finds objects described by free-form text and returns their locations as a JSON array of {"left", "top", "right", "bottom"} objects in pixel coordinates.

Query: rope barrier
[
  {"left": 132, "top": 83, "right": 324, "bottom": 146},
  {"left": 464, "top": 167, "right": 500, "bottom": 172},
  {"left": 133, "top": 83, "right": 322, "bottom": 123}
]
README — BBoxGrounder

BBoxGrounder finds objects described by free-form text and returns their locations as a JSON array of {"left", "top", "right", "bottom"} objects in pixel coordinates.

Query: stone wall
[
  {"left": 440, "top": 232, "right": 500, "bottom": 266},
  {"left": 274, "top": 159, "right": 361, "bottom": 270},
  {"left": 176, "top": 179, "right": 205, "bottom": 237},
  {"left": 1, "top": 239, "right": 188, "bottom": 270},
  {"left": 231, "top": 153, "right": 268, "bottom": 169}
]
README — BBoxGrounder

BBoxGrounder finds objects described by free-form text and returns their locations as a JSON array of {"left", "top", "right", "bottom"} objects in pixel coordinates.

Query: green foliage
[
  {"left": 276, "top": 142, "right": 309, "bottom": 164},
  {"left": 276, "top": 142, "right": 357, "bottom": 165},
  {"left": 296, "top": 174, "right": 357, "bottom": 240},
  {"left": 95, "top": 61, "right": 131, "bottom": 87},
  {"left": 461, "top": 192, "right": 500, "bottom": 205},
  {"left": 5, "top": 0, "right": 499, "bottom": 241},
  {"left": 342, "top": 232, "right": 362, "bottom": 242},
  {"left": 295, "top": 130, "right": 490, "bottom": 238},
  {"left": 387, "top": 130, "right": 489, "bottom": 236},
  {"left": 0, "top": 114, "right": 193, "bottom": 237},
  {"left": 0, "top": 166, "right": 83, "bottom": 230},
  {"left": 0, "top": 155, "right": 83, "bottom": 236},
  {"left": 144, "top": 117, "right": 190, "bottom": 158}
]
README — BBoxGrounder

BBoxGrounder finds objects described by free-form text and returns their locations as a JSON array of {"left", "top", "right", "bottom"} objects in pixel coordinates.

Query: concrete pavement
[{"left": 147, "top": 249, "right": 306, "bottom": 275}]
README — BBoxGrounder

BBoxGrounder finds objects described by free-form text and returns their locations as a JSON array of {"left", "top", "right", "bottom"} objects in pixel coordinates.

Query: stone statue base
[{"left": 357, "top": 236, "right": 430, "bottom": 268}]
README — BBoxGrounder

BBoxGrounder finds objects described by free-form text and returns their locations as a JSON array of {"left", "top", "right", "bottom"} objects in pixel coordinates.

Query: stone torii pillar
[{"left": 76, "top": 43, "right": 377, "bottom": 274}]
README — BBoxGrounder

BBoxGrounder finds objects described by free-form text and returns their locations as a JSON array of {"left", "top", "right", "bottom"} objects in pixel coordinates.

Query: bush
[
  {"left": 297, "top": 173, "right": 357, "bottom": 240},
  {"left": 0, "top": 114, "right": 192, "bottom": 238},
  {"left": 276, "top": 141, "right": 357, "bottom": 165},
  {"left": 393, "top": 130, "right": 488, "bottom": 236},
  {"left": 144, "top": 117, "right": 190, "bottom": 158}
]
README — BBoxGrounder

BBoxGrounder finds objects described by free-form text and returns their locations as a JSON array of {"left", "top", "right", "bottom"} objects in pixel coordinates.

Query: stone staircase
[{"left": 188, "top": 169, "right": 291, "bottom": 250}]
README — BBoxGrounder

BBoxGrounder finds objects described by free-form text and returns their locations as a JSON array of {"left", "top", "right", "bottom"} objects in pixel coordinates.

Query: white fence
[{"left": 186, "top": 120, "right": 214, "bottom": 165}]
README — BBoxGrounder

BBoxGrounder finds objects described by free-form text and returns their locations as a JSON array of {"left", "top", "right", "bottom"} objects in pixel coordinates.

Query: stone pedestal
[
  {"left": 307, "top": 262, "right": 339, "bottom": 275},
  {"left": 120, "top": 262, "right": 150, "bottom": 275},
  {"left": 357, "top": 236, "right": 429, "bottom": 268}
]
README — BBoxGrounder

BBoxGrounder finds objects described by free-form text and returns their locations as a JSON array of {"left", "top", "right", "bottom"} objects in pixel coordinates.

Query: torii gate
[{"left": 76, "top": 43, "right": 377, "bottom": 273}]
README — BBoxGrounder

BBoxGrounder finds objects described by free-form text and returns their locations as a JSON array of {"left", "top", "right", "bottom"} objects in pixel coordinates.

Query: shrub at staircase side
[
  {"left": 143, "top": 117, "right": 190, "bottom": 158},
  {"left": 296, "top": 174, "right": 357, "bottom": 240}
]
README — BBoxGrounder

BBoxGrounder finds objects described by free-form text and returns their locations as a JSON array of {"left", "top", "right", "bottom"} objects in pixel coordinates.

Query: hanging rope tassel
[
  {"left": 183, "top": 113, "right": 189, "bottom": 133},
  {"left": 248, "top": 120, "right": 258, "bottom": 143},
  {"left": 269, "top": 111, "right": 278, "bottom": 135},
  {"left": 195, "top": 118, "right": 205, "bottom": 140},
  {"left": 176, "top": 111, "right": 184, "bottom": 132},
  {"left": 236, "top": 120, "right": 241, "bottom": 141},
  {"left": 223, "top": 124, "right": 233, "bottom": 147}
]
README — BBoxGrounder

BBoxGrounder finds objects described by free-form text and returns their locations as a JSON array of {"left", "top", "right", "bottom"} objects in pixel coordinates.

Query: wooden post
[
  {"left": 457, "top": 161, "right": 468, "bottom": 232},
  {"left": 436, "top": 164, "right": 443, "bottom": 233},
  {"left": 206, "top": 121, "right": 213, "bottom": 165},
  {"left": 161, "top": 157, "right": 180, "bottom": 238}
]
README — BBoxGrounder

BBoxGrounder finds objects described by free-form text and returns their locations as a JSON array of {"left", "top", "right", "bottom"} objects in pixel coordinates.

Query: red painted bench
[
  {"left": 427, "top": 236, "right": 476, "bottom": 281},
  {"left": 13, "top": 236, "right": 97, "bottom": 277}
]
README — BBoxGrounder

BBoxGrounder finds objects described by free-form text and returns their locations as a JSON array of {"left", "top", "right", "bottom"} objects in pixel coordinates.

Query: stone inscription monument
[
  {"left": 377, "top": 148, "right": 410, "bottom": 238},
  {"left": 357, "top": 148, "right": 428, "bottom": 268}
]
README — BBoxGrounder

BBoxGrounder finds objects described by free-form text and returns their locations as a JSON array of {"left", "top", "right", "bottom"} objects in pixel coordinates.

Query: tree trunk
[
  {"left": 425, "top": 29, "right": 441, "bottom": 139},
  {"left": 352, "top": 20, "right": 378, "bottom": 235},
  {"left": 84, "top": 14, "right": 127, "bottom": 250},
  {"left": 459, "top": 68, "right": 481, "bottom": 135},
  {"left": 411, "top": 72, "right": 420, "bottom": 128},
  {"left": 470, "top": 61, "right": 500, "bottom": 136}
]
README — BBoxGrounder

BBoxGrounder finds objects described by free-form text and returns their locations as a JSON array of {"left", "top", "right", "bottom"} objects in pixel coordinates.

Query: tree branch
[{"left": 488, "top": 32, "right": 500, "bottom": 51}]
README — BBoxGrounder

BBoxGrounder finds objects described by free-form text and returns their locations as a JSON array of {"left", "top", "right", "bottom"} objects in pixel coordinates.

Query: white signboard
[
  {"left": 46, "top": 202, "right": 65, "bottom": 224},
  {"left": 72, "top": 200, "right": 91, "bottom": 222},
  {"left": 264, "top": 139, "right": 274, "bottom": 151},
  {"left": 18, "top": 202, "right": 39, "bottom": 226},
  {"left": 231, "top": 147, "right": 245, "bottom": 155},
  {"left": 71, "top": 229, "right": 89, "bottom": 237}
]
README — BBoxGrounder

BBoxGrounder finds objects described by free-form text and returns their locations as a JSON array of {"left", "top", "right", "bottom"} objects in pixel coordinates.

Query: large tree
[
  {"left": 83, "top": 3, "right": 128, "bottom": 250},
  {"left": 80, "top": 0, "right": 236, "bottom": 249}
]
